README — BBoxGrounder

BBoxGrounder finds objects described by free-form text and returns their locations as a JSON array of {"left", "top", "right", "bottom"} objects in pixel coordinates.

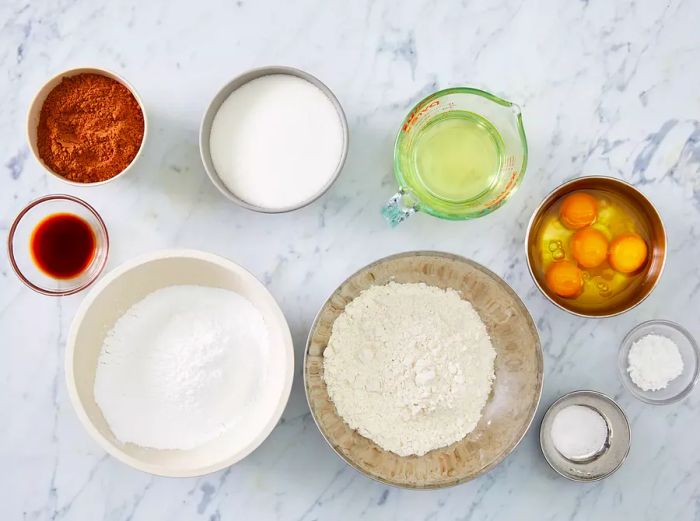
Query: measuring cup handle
[{"left": 381, "top": 189, "right": 418, "bottom": 227}]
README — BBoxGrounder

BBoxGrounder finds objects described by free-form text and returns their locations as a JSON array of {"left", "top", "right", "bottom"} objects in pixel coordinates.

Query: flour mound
[{"left": 323, "top": 282, "right": 496, "bottom": 457}]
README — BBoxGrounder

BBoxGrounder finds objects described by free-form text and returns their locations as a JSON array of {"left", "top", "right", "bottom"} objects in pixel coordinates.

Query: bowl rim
[
  {"left": 618, "top": 319, "right": 700, "bottom": 405},
  {"left": 524, "top": 175, "right": 667, "bottom": 318},
  {"left": 64, "top": 249, "right": 295, "bottom": 477},
  {"left": 7, "top": 193, "right": 110, "bottom": 296},
  {"left": 303, "top": 250, "right": 544, "bottom": 489},
  {"left": 26, "top": 66, "right": 148, "bottom": 186},
  {"left": 198, "top": 65, "right": 349, "bottom": 213}
]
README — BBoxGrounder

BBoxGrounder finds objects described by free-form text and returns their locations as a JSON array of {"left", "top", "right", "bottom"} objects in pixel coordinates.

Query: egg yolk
[
  {"left": 545, "top": 261, "right": 584, "bottom": 298},
  {"left": 559, "top": 192, "right": 598, "bottom": 230},
  {"left": 609, "top": 233, "right": 648, "bottom": 273},
  {"left": 571, "top": 227, "right": 608, "bottom": 268}
]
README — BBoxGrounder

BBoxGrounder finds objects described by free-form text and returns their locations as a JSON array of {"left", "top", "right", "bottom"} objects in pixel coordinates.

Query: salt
[
  {"left": 209, "top": 74, "right": 344, "bottom": 210},
  {"left": 550, "top": 405, "right": 608, "bottom": 461}
]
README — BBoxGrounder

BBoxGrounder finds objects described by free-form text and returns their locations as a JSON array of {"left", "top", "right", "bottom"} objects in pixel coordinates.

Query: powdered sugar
[
  {"left": 627, "top": 333, "right": 683, "bottom": 391},
  {"left": 94, "top": 285, "right": 270, "bottom": 450},
  {"left": 323, "top": 282, "right": 496, "bottom": 457}
]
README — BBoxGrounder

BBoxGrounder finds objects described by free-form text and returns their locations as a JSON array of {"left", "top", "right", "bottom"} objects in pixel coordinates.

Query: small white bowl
[
  {"left": 65, "top": 250, "right": 294, "bottom": 477},
  {"left": 199, "top": 66, "right": 349, "bottom": 213},
  {"left": 618, "top": 320, "right": 699, "bottom": 405},
  {"left": 27, "top": 67, "right": 148, "bottom": 186}
]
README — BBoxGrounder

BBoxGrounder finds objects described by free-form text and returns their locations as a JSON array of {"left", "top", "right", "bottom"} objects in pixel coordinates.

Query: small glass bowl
[
  {"left": 8, "top": 194, "right": 109, "bottom": 296},
  {"left": 618, "top": 320, "right": 699, "bottom": 405}
]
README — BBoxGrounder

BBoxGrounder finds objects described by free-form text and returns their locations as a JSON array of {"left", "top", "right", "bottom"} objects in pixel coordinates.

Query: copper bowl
[{"left": 525, "top": 176, "right": 666, "bottom": 318}]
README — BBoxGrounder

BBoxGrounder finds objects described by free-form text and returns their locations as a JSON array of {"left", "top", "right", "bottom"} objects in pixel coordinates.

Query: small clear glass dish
[
  {"left": 8, "top": 194, "right": 109, "bottom": 296},
  {"left": 618, "top": 320, "right": 699, "bottom": 405}
]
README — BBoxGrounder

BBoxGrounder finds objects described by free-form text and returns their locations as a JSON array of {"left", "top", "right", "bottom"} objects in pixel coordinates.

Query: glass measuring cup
[{"left": 382, "top": 87, "right": 528, "bottom": 225}]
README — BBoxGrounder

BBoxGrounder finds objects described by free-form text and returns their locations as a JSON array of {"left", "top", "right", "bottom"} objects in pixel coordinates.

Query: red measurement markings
[
  {"left": 402, "top": 100, "right": 440, "bottom": 132},
  {"left": 485, "top": 168, "right": 519, "bottom": 210}
]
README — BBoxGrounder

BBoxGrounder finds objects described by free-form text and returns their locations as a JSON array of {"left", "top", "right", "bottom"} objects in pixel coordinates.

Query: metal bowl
[
  {"left": 199, "top": 66, "right": 349, "bottom": 213},
  {"left": 304, "top": 251, "right": 543, "bottom": 489},
  {"left": 540, "top": 390, "right": 631, "bottom": 482},
  {"left": 525, "top": 176, "right": 666, "bottom": 318}
]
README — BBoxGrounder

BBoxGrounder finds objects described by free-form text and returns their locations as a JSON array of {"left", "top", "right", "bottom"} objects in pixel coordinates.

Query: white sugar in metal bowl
[
  {"left": 200, "top": 66, "right": 349, "bottom": 213},
  {"left": 65, "top": 250, "right": 294, "bottom": 477}
]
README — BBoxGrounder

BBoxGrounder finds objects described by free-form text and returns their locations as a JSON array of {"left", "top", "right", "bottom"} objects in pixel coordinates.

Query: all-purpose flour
[
  {"left": 323, "top": 282, "right": 496, "bottom": 457},
  {"left": 94, "top": 285, "right": 270, "bottom": 450}
]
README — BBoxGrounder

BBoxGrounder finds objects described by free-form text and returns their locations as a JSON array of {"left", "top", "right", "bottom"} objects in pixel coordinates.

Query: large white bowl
[{"left": 65, "top": 250, "right": 294, "bottom": 477}]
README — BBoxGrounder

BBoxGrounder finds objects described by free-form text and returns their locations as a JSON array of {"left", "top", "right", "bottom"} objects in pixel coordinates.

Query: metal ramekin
[{"left": 540, "top": 390, "right": 631, "bottom": 482}]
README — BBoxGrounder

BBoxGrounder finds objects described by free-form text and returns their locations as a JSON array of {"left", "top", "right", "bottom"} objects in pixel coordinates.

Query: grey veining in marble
[{"left": 1, "top": 0, "right": 699, "bottom": 519}]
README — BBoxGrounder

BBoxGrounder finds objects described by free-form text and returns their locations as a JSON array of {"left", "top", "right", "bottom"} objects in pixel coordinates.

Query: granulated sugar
[{"left": 209, "top": 74, "right": 344, "bottom": 210}]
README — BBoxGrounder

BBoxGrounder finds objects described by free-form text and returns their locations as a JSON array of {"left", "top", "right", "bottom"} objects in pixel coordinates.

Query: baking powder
[{"left": 627, "top": 333, "right": 684, "bottom": 391}]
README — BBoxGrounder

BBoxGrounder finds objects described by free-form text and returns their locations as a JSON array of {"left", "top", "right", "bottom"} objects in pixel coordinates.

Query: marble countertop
[{"left": 2, "top": 0, "right": 699, "bottom": 519}]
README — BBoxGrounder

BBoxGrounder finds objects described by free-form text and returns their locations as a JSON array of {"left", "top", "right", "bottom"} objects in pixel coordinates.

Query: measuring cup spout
[
  {"left": 382, "top": 189, "right": 418, "bottom": 227},
  {"left": 510, "top": 103, "right": 523, "bottom": 121}
]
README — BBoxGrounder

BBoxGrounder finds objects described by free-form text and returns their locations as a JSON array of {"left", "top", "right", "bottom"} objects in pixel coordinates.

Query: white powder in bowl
[
  {"left": 627, "top": 333, "right": 684, "bottom": 391},
  {"left": 323, "top": 282, "right": 496, "bottom": 457},
  {"left": 209, "top": 74, "right": 344, "bottom": 210},
  {"left": 550, "top": 405, "right": 608, "bottom": 461},
  {"left": 94, "top": 285, "right": 270, "bottom": 450}
]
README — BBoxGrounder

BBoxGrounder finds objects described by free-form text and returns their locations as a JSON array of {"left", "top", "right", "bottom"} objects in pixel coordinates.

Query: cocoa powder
[{"left": 37, "top": 73, "right": 144, "bottom": 183}]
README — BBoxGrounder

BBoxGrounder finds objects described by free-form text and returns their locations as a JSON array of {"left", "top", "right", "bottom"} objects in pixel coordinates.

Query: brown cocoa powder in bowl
[{"left": 36, "top": 73, "right": 144, "bottom": 183}]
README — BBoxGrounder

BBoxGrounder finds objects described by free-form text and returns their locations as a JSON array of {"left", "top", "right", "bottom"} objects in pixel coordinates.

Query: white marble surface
[{"left": 1, "top": 0, "right": 699, "bottom": 519}]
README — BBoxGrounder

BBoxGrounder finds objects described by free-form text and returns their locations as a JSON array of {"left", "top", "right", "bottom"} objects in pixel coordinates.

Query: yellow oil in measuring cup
[
  {"left": 383, "top": 87, "right": 527, "bottom": 226},
  {"left": 409, "top": 110, "right": 505, "bottom": 203}
]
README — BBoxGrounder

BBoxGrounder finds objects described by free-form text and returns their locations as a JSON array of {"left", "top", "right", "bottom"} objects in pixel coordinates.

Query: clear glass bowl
[
  {"left": 8, "top": 194, "right": 109, "bottom": 296},
  {"left": 618, "top": 320, "right": 699, "bottom": 405}
]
